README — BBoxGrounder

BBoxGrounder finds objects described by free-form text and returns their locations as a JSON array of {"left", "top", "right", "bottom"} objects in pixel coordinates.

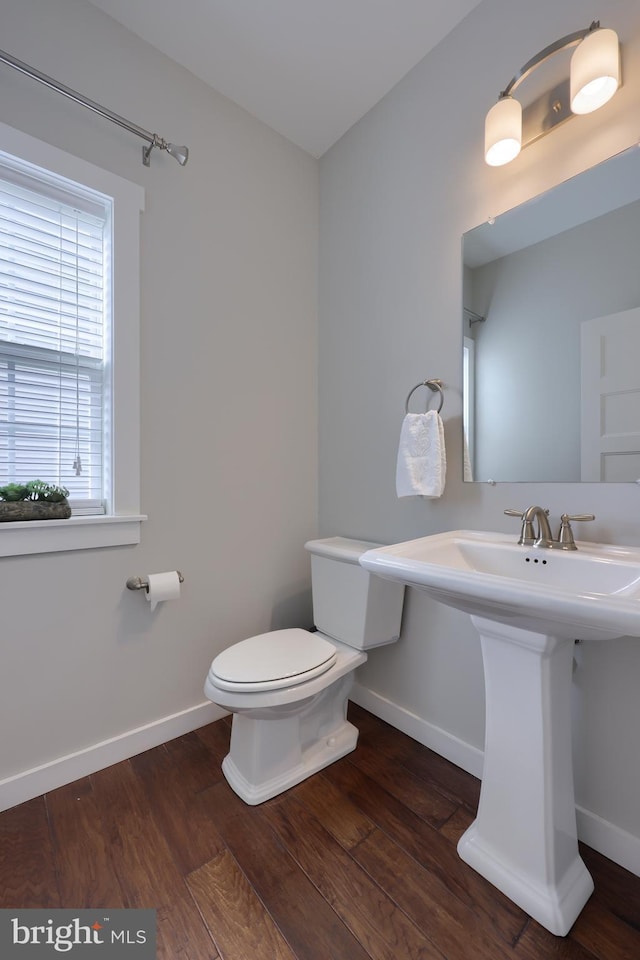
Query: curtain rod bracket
[{"left": 142, "top": 135, "right": 166, "bottom": 167}]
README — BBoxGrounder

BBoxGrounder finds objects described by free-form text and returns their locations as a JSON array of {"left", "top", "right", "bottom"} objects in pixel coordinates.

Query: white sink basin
[
  {"left": 360, "top": 529, "right": 640, "bottom": 641},
  {"left": 360, "top": 528, "right": 640, "bottom": 935}
]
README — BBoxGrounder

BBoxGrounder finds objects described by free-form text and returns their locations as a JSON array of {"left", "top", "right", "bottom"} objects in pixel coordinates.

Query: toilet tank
[{"left": 304, "top": 537, "right": 405, "bottom": 649}]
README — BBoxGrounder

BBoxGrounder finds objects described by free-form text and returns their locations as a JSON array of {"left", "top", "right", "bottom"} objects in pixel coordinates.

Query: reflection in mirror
[{"left": 463, "top": 145, "right": 640, "bottom": 483}]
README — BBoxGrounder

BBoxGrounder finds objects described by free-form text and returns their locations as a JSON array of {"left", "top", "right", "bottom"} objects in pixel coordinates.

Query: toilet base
[
  {"left": 221, "top": 718, "right": 358, "bottom": 804},
  {"left": 218, "top": 669, "right": 360, "bottom": 805}
]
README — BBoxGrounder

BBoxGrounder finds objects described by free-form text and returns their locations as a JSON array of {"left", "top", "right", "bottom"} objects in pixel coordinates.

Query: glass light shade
[
  {"left": 484, "top": 97, "right": 522, "bottom": 167},
  {"left": 570, "top": 27, "right": 620, "bottom": 114}
]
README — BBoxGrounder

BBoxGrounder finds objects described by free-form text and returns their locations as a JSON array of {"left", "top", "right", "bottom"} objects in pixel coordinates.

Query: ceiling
[{"left": 87, "top": 0, "right": 483, "bottom": 157}]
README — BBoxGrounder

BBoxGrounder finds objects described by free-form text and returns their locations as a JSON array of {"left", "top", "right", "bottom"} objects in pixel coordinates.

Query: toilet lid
[{"left": 210, "top": 628, "right": 337, "bottom": 692}]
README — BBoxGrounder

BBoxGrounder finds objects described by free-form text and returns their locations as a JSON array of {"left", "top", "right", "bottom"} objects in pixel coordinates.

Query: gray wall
[
  {"left": 319, "top": 0, "right": 640, "bottom": 857},
  {"left": 0, "top": 0, "right": 318, "bottom": 784}
]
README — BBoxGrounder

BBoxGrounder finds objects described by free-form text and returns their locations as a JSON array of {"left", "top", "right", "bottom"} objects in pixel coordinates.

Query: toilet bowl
[{"left": 204, "top": 537, "right": 405, "bottom": 805}]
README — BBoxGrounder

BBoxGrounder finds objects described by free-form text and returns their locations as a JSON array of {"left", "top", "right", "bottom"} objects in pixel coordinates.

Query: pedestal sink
[{"left": 360, "top": 530, "right": 640, "bottom": 936}]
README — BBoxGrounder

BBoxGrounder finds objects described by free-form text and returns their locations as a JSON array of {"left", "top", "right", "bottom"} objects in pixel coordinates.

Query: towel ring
[{"left": 404, "top": 378, "right": 444, "bottom": 415}]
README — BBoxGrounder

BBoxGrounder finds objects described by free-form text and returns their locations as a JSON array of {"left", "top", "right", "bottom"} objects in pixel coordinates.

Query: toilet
[{"left": 204, "top": 537, "right": 405, "bottom": 805}]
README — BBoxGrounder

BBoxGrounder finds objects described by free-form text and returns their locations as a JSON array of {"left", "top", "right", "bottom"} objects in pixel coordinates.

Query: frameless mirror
[{"left": 463, "top": 145, "right": 640, "bottom": 482}]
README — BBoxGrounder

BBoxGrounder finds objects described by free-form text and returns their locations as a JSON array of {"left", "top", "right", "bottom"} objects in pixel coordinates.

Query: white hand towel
[{"left": 396, "top": 410, "right": 446, "bottom": 498}]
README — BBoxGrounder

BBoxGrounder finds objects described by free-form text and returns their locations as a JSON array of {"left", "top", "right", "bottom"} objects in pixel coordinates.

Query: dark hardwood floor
[{"left": 1, "top": 702, "right": 639, "bottom": 959}]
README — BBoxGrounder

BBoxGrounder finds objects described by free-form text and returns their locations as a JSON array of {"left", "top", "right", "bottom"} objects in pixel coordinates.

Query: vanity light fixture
[{"left": 485, "top": 20, "right": 620, "bottom": 167}]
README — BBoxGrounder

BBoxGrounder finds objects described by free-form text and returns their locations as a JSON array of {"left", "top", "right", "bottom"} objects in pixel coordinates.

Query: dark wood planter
[{"left": 0, "top": 501, "right": 71, "bottom": 522}]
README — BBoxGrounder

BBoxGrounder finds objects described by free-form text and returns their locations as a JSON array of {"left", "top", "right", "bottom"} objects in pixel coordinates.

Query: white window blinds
[{"left": 0, "top": 155, "right": 111, "bottom": 513}]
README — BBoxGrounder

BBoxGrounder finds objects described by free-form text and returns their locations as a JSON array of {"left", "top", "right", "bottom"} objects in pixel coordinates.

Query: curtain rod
[
  {"left": 0, "top": 47, "right": 189, "bottom": 168},
  {"left": 464, "top": 307, "right": 486, "bottom": 325}
]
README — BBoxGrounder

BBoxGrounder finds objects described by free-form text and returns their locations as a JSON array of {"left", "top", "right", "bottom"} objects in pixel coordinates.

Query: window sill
[{"left": 0, "top": 514, "right": 147, "bottom": 558}]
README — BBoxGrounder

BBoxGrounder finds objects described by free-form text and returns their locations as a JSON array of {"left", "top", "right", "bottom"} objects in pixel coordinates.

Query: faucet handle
[
  {"left": 504, "top": 509, "right": 533, "bottom": 545},
  {"left": 557, "top": 513, "right": 595, "bottom": 549}
]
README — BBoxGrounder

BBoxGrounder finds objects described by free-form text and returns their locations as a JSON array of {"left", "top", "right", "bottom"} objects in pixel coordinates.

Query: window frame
[{"left": 0, "top": 121, "right": 145, "bottom": 556}]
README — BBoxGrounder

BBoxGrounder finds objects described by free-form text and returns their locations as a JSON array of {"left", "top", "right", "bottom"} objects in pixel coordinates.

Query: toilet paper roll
[{"left": 146, "top": 571, "right": 181, "bottom": 611}]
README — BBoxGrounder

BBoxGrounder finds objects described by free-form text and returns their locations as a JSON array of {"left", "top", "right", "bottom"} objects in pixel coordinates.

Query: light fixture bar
[
  {"left": 0, "top": 47, "right": 189, "bottom": 167},
  {"left": 500, "top": 23, "right": 598, "bottom": 98}
]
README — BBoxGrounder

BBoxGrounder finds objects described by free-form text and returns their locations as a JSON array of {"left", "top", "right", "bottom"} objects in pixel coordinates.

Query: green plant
[
  {"left": 0, "top": 483, "right": 29, "bottom": 501},
  {"left": 0, "top": 480, "right": 69, "bottom": 502}
]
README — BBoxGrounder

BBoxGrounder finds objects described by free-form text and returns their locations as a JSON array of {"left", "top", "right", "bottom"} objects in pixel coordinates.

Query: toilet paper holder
[{"left": 126, "top": 571, "right": 184, "bottom": 592}]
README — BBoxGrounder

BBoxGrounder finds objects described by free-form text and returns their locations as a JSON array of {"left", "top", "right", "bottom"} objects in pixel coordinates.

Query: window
[
  {"left": 0, "top": 154, "right": 110, "bottom": 514},
  {"left": 0, "top": 121, "right": 145, "bottom": 556}
]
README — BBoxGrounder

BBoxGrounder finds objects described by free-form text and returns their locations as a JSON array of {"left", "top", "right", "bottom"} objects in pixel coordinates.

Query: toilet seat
[{"left": 210, "top": 628, "right": 337, "bottom": 692}]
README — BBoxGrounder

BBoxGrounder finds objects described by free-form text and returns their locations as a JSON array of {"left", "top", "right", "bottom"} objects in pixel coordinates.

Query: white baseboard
[
  {"left": 350, "top": 682, "right": 640, "bottom": 879},
  {"left": 0, "top": 700, "right": 227, "bottom": 813},
  {"left": 576, "top": 805, "right": 640, "bottom": 879},
  {"left": 351, "top": 682, "right": 485, "bottom": 779}
]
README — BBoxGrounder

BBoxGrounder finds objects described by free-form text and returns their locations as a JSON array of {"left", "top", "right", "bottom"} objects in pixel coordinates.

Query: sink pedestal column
[{"left": 458, "top": 616, "right": 593, "bottom": 936}]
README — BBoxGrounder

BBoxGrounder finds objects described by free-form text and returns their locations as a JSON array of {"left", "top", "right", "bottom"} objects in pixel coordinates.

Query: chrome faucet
[{"left": 504, "top": 506, "right": 595, "bottom": 550}]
